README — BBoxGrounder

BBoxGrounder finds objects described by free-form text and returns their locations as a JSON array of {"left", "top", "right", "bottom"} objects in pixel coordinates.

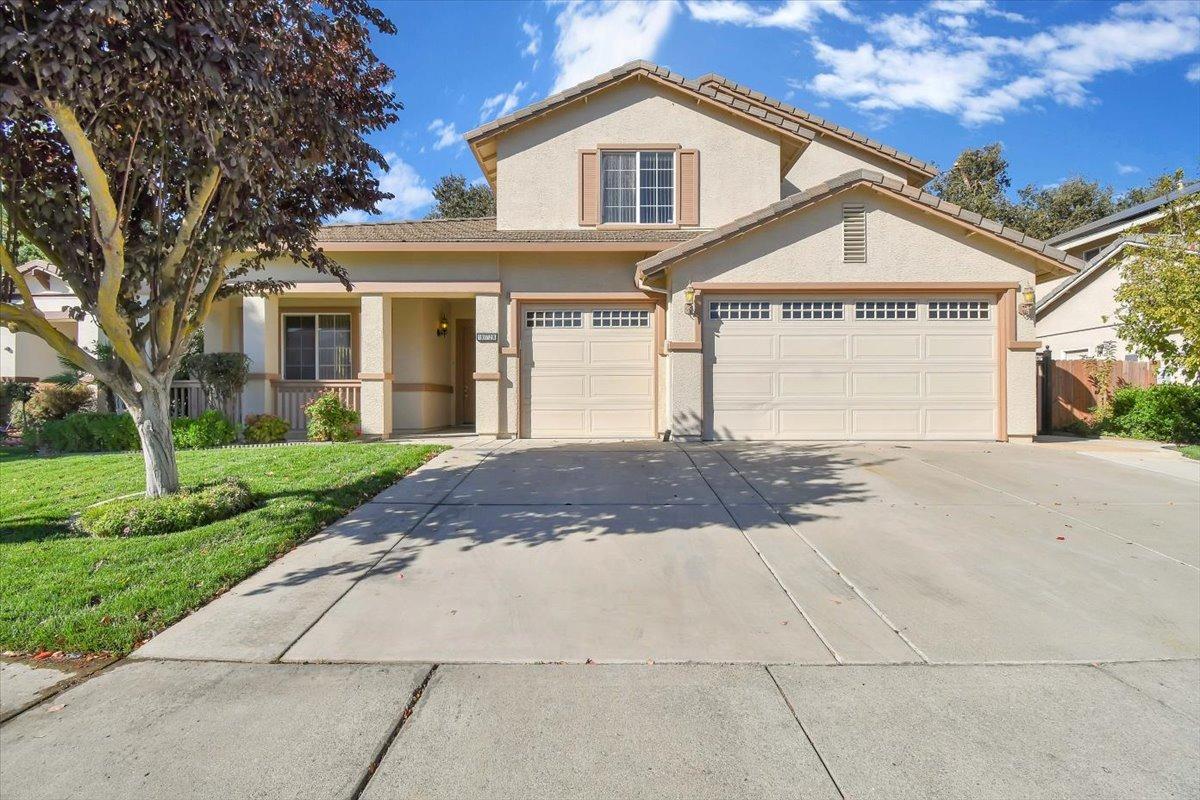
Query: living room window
[
  {"left": 283, "top": 313, "right": 353, "bottom": 380},
  {"left": 601, "top": 150, "right": 674, "bottom": 224}
]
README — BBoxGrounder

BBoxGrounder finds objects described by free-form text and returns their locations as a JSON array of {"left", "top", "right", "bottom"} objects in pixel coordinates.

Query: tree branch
[
  {"left": 0, "top": 241, "right": 36, "bottom": 307},
  {"left": 155, "top": 162, "right": 222, "bottom": 355},
  {"left": 43, "top": 99, "right": 148, "bottom": 379}
]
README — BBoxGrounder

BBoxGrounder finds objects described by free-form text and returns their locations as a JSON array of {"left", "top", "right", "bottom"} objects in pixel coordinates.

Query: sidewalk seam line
[
  {"left": 349, "top": 663, "right": 439, "bottom": 800},
  {"left": 765, "top": 664, "right": 846, "bottom": 800}
]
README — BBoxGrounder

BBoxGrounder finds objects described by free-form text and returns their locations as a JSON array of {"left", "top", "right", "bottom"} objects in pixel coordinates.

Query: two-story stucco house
[
  {"left": 19, "top": 61, "right": 1086, "bottom": 442},
  {"left": 1035, "top": 181, "right": 1198, "bottom": 361}
]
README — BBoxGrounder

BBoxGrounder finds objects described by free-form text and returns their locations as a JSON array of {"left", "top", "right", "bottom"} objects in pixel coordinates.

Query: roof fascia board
[
  {"left": 1051, "top": 210, "right": 1167, "bottom": 251},
  {"left": 313, "top": 240, "right": 684, "bottom": 253}
]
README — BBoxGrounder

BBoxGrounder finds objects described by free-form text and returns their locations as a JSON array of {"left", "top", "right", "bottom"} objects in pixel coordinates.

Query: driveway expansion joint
[
  {"left": 350, "top": 663, "right": 440, "bottom": 800},
  {"left": 764, "top": 664, "right": 846, "bottom": 800}
]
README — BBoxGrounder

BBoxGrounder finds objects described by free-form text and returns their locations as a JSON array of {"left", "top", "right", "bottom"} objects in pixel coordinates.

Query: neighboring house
[
  {"left": 16, "top": 61, "right": 1086, "bottom": 442},
  {"left": 2, "top": 260, "right": 99, "bottom": 382},
  {"left": 1035, "top": 182, "right": 1199, "bottom": 361}
]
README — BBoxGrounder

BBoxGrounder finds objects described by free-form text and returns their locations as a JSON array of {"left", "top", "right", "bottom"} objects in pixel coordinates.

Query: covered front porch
[{"left": 204, "top": 282, "right": 501, "bottom": 437}]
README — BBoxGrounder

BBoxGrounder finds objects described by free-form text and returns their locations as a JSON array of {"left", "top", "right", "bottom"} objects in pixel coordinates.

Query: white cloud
[
  {"left": 686, "top": 0, "right": 852, "bottom": 30},
  {"left": 1187, "top": 63, "right": 1200, "bottom": 81},
  {"left": 1116, "top": 162, "right": 1141, "bottom": 175},
  {"left": 805, "top": 0, "right": 1200, "bottom": 126},
  {"left": 929, "top": 0, "right": 1028, "bottom": 24},
  {"left": 550, "top": 1, "right": 678, "bottom": 93},
  {"left": 329, "top": 153, "right": 433, "bottom": 223},
  {"left": 480, "top": 81, "right": 528, "bottom": 122},
  {"left": 427, "top": 118, "right": 459, "bottom": 150},
  {"left": 522, "top": 21, "right": 542, "bottom": 57}
]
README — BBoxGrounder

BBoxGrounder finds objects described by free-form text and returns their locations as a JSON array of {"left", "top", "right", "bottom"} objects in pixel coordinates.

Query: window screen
[
  {"left": 601, "top": 150, "right": 674, "bottom": 224},
  {"left": 601, "top": 152, "right": 637, "bottom": 224}
]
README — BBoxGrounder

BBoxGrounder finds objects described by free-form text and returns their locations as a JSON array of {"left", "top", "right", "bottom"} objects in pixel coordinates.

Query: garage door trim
[{"left": 512, "top": 293, "right": 663, "bottom": 438}]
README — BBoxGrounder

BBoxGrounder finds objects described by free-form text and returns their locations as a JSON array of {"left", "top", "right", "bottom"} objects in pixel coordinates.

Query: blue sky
[{"left": 339, "top": 0, "right": 1200, "bottom": 222}]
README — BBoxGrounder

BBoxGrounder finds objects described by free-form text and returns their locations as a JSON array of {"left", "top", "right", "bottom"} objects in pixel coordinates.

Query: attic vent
[{"left": 843, "top": 203, "right": 866, "bottom": 262}]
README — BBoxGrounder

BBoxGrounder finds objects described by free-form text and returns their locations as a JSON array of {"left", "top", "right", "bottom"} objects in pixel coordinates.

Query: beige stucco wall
[
  {"left": 493, "top": 79, "right": 782, "bottom": 230},
  {"left": 390, "top": 297, "right": 455, "bottom": 431},
  {"left": 783, "top": 137, "right": 909, "bottom": 195},
  {"left": 1035, "top": 261, "right": 1128, "bottom": 359},
  {"left": 662, "top": 187, "right": 1042, "bottom": 440},
  {"left": 1, "top": 321, "right": 76, "bottom": 380}
]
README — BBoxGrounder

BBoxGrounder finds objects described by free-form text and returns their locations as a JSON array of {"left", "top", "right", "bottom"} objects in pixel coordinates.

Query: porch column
[
  {"left": 359, "top": 294, "right": 393, "bottom": 437},
  {"left": 242, "top": 295, "right": 278, "bottom": 420},
  {"left": 474, "top": 293, "right": 500, "bottom": 436}
]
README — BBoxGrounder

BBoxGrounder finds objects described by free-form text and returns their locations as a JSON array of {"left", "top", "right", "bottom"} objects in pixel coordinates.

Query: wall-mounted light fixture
[
  {"left": 1018, "top": 285, "right": 1036, "bottom": 320},
  {"left": 436, "top": 315, "right": 449, "bottom": 337},
  {"left": 684, "top": 285, "right": 696, "bottom": 317}
]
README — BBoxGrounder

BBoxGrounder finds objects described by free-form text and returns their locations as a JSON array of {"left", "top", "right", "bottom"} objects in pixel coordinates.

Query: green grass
[
  {"left": 1180, "top": 445, "right": 1200, "bottom": 461},
  {"left": 0, "top": 443, "right": 445, "bottom": 655}
]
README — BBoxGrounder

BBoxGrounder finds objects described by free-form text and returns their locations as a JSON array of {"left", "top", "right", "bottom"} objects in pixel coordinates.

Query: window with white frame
[
  {"left": 592, "top": 309, "right": 650, "bottom": 327},
  {"left": 783, "top": 301, "right": 844, "bottom": 320},
  {"left": 526, "top": 310, "right": 582, "bottom": 328},
  {"left": 709, "top": 301, "right": 769, "bottom": 320},
  {"left": 855, "top": 301, "right": 916, "bottom": 320},
  {"left": 601, "top": 150, "right": 674, "bottom": 224},
  {"left": 928, "top": 300, "right": 990, "bottom": 320},
  {"left": 283, "top": 313, "right": 352, "bottom": 380}
]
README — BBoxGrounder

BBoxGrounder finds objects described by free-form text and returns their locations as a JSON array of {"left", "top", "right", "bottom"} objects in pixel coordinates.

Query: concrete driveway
[{"left": 3, "top": 437, "right": 1198, "bottom": 799}]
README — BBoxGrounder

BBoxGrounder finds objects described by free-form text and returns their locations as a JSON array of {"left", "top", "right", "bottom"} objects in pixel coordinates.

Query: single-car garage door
[
  {"left": 521, "top": 304, "right": 655, "bottom": 437},
  {"left": 704, "top": 296, "right": 998, "bottom": 440}
]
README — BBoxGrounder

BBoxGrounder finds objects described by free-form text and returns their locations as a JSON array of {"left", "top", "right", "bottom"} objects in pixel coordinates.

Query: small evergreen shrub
[
  {"left": 244, "top": 413, "right": 290, "bottom": 444},
  {"left": 1104, "top": 384, "right": 1200, "bottom": 443},
  {"left": 77, "top": 478, "right": 255, "bottom": 538},
  {"left": 172, "top": 409, "right": 238, "bottom": 449},
  {"left": 305, "top": 391, "right": 359, "bottom": 442},
  {"left": 26, "top": 382, "right": 93, "bottom": 422},
  {"left": 41, "top": 412, "right": 139, "bottom": 452}
]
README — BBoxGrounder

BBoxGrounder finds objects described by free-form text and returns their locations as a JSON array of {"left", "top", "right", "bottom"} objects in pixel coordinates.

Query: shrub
[
  {"left": 172, "top": 409, "right": 238, "bottom": 449},
  {"left": 305, "top": 391, "right": 359, "bottom": 442},
  {"left": 1103, "top": 384, "right": 1200, "bottom": 443},
  {"left": 40, "top": 412, "right": 139, "bottom": 452},
  {"left": 244, "top": 413, "right": 290, "bottom": 444},
  {"left": 77, "top": 478, "right": 255, "bottom": 538},
  {"left": 182, "top": 352, "right": 251, "bottom": 410},
  {"left": 25, "top": 381, "right": 93, "bottom": 422}
]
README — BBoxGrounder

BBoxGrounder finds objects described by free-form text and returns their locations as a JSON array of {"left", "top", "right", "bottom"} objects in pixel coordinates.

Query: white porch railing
[
  {"left": 115, "top": 380, "right": 240, "bottom": 422},
  {"left": 272, "top": 380, "right": 361, "bottom": 432}
]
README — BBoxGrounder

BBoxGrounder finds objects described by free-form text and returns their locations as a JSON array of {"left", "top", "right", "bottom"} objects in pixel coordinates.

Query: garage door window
[
  {"left": 592, "top": 309, "right": 650, "bottom": 327},
  {"left": 709, "top": 301, "right": 769, "bottom": 320},
  {"left": 929, "top": 300, "right": 989, "bottom": 320},
  {"left": 526, "top": 310, "right": 582, "bottom": 328},
  {"left": 783, "top": 301, "right": 844, "bottom": 320},
  {"left": 855, "top": 301, "right": 916, "bottom": 320}
]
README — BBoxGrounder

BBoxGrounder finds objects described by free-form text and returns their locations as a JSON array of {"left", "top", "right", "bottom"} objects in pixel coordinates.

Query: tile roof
[
  {"left": 637, "top": 170, "right": 1085, "bottom": 279},
  {"left": 318, "top": 216, "right": 702, "bottom": 244},
  {"left": 1046, "top": 181, "right": 1200, "bottom": 246},
  {"left": 694, "top": 73, "right": 939, "bottom": 180},
  {"left": 463, "top": 60, "right": 815, "bottom": 146}
]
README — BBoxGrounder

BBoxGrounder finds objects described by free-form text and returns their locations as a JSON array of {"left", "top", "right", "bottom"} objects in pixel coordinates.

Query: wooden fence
[{"left": 1038, "top": 351, "right": 1157, "bottom": 432}]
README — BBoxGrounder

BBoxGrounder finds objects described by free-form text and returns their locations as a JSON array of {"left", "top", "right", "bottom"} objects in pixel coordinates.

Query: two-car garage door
[{"left": 704, "top": 296, "right": 998, "bottom": 440}]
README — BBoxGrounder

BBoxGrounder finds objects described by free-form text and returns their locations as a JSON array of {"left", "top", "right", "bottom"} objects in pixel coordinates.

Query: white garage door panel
[
  {"left": 522, "top": 305, "right": 655, "bottom": 438},
  {"left": 705, "top": 295, "right": 998, "bottom": 441}
]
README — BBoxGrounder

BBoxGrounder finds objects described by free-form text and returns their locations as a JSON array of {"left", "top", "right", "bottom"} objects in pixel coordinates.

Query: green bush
[
  {"left": 172, "top": 409, "right": 238, "bottom": 449},
  {"left": 77, "top": 478, "right": 255, "bottom": 538},
  {"left": 40, "top": 412, "right": 139, "bottom": 452},
  {"left": 305, "top": 391, "right": 359, "bottom": 442},
  {"left": 243, "top": 413, "right": 291, "bottom": 444},
  {"left": 26, "top": 382, "right": 93, "bottom": 422},
  {"left": 1103, "top": 384, "right": 1200, "bottom": 443}
]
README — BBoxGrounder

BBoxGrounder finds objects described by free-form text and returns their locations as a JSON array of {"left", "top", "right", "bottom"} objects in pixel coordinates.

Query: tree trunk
[{"left": 126, "top": 382, "right": 180, "bottom": 498}]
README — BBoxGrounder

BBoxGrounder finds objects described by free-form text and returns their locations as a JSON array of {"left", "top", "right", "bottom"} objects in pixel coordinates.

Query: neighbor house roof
[
  {"left": 1037, "top": 237, "right": 1147, "bottom": 317},
  {"left": 1046, "top": 181, "right": 1200, "bottom": 246},
  {"left": 636, "top": 170, "right": 1085, "bottom": 280},
  {"left": 463, "top": 60, "right": 818, "bottom": 186},
  {"left": 695, "top": 73, "right": 938, "bottom": 183},
  {"left": 317, "top": 216, "right": 701, "bottom": 251}
]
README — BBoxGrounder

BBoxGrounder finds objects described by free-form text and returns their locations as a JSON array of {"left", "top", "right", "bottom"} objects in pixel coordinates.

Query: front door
[{"left": 456, "top": 319, "right": 476, "bottom": 426}]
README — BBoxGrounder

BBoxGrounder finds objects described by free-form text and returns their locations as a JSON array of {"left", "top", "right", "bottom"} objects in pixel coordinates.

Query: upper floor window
[
  {"left": 283, "top": 313, "right": 352, "bottom": 380},
  {"left": 601, "top": 150, "right": 674, "bottom": 224}
]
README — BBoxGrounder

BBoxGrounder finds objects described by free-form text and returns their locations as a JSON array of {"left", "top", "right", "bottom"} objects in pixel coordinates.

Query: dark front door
[{"left": 456, "top": 319, "right": 476, "bottom": 426}]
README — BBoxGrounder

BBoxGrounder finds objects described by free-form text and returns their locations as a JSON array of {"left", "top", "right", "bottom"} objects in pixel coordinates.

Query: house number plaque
[{"left": 475, "top": 332, "right": 498, "bottom": 343}]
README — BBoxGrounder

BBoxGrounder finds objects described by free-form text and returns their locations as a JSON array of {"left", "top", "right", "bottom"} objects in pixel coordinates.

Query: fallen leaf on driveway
[
  {"left": 47, "top": 704, "right": 66, "bottom": 713},
  {"left": 1056, "top": 536, "right": 1066, "bottom": 541}
]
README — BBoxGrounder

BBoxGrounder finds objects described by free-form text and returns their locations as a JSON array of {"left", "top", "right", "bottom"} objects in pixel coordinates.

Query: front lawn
[
  {"left": 1181, "top": 445, "right": 1200, "bottom": 461},
  {"left": 0, "top": 443, "right": 445, "bottom": 655}
]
